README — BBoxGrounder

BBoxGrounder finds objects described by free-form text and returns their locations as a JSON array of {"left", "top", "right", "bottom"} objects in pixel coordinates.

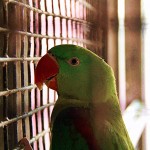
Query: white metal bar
[
  {"left": 0, "top": 85, "right": 36, "bottom": 96},
  {"left": 118, "top": 0, "right": 126, "bottom": 111},
  {"left": 0, "top": 103, "right": 55, "bottom": 128},
  {"left": 13, "top": 128, "right": 51, "bottom": 149},
  {"left": 0, "top": 57, "right": 40, "bottom": 62},
  {"left": 29, "top": 128, "right": 50, "bottom": 144},
  {"left": 141, "top": 1, "right": 150, "bottom": 149}
]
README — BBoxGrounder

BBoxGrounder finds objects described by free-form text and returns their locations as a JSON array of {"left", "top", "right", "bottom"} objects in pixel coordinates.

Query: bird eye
[{"left": 68, "top": 57, "right": 80, "bottom": 66}]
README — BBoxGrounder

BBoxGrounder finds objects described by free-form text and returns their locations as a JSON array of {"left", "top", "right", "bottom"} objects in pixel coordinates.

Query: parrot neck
[{"left": 51, "top": 98, "right": 89, "bottom": 128}]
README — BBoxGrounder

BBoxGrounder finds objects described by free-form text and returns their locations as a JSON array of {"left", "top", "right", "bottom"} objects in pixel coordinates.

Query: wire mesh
[{"left": 0, "top": 0, "right": 101, "bottom": 149}]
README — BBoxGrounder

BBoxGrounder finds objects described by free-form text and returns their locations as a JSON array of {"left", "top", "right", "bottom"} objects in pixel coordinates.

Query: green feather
[{"left": 49, "top": 44, "right": 134, "bottom": 150}]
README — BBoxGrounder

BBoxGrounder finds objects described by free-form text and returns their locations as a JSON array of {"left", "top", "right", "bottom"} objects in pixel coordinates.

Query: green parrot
[{"left": 35, "top": 44, "right": 134, "bottom": 150}]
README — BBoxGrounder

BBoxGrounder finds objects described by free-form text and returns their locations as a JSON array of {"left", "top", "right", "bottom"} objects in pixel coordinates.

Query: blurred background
[{"left": 0, "top": 0, "right": 150, "bottom": 149}]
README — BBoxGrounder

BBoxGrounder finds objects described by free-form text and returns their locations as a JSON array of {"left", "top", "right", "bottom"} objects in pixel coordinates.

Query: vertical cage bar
[
  {"left": 125, "top": 0, "right": 142, "bottom": 105},
  {"left": 0, "top": 0, "right": 5, "bottom": 148},
  {"left": 142, "top": 0, "right": 150, "bottom": 149},
  {"left": 22, "top": 0, "right": 31, "bottom": 140},
  {"left": 70, "top": 0, "right": 75, "bottom": 45},
  {"left": 15, "top": 3, "right": 23, "bottom": 141},
  {"left": 107, "top": 0, "right": 119, "bottom": 93},
  {"left": 46, "top": 0, "right": 54, "bottom": 49},
  {"left": 67, "top": 0, "right": 71, "bottom": 44},
  {"left": 52, "top": 0, "right": 56, "bottom": 45},
  {"left": 64, "top": 0, "right": 69, "bottom": 44},
  {"left": 7, "top": 2, "right": 18, "bottom": 149},
  {"left": 118, "top": 0, "right": 126, "bottom": 111},
  {"left": 58, "top": 0, "right": 63, "bottom": 44},
  {"left": 34, "top": 0, "right": 44, "bottom": 149},
  {"left": 40, "top": 0, "right": 50, "bottom": 149},
  {"left": 28, "top": 0, "right": 38, "bottom": 149}
]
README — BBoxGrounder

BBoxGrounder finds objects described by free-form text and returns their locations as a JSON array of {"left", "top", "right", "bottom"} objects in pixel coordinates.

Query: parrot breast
[{"left": 51, "top": 107, "right": 100, "bottom": 150}]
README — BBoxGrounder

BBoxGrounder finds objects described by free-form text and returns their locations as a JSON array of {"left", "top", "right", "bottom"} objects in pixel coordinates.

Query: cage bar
[{"left": 0, "top": 103, "right": 55, "bottom": 128}]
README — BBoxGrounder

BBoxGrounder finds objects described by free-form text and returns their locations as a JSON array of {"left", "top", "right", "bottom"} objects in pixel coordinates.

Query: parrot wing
[{"left": 98, "top": 121, "right": 134, "bottom": 150}]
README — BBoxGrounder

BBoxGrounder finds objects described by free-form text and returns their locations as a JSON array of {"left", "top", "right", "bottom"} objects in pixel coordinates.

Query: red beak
[{"left": 35, "top": 53, "right": 59, "bottom": 90}]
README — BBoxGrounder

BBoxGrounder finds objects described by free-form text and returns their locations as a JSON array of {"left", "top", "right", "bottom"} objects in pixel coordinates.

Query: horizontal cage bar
[
  {"left": 0, "top": 85, "right": 36, "bottom": 97},
  {"left": 0, "top": 27, "right": 95, "bottom": 46},
  {"left": 13, "top": 128, "right": 51, "bottom": 150},
  {"left": 0, "top": 57, "right": 41, "bottom": 62},
  {"left": 29, "top": 128, "right": 50, "bottom": 144},
  {"left": 0, "top": 102, "right": 55, "bottom": 128}
]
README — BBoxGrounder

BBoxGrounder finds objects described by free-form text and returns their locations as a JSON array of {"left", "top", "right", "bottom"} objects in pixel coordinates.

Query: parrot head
[{"left": 35, "top": 44, "right": 117, "bottom": 103}]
